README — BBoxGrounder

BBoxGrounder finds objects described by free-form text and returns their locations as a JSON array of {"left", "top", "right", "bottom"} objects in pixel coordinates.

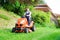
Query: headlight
[{"left": 20, "top": 24, "right": 23, "bottom": 26}]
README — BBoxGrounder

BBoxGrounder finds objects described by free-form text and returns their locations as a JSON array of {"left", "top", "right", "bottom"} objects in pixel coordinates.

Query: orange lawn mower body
[{"left": 12, "top": 17, "right": 35, "bottom": 33}]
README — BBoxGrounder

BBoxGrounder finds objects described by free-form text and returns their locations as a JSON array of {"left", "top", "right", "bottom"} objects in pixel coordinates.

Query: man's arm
[{"left": 26, "top": 12, "right": 31, "bottom": 16}]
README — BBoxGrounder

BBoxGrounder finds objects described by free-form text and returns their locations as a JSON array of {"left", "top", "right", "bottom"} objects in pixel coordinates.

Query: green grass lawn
[
  {"left": 0, "top": 8, "right": 60, "bottom": 40},
  {"left": 0, "top": 27, "right": 60, "bottom": 40},
  {"left": 0, "top": 9, "right": 20, "bottom": 28}
]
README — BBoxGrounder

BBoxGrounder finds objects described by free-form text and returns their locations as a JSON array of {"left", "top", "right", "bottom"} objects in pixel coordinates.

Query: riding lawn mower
[{"left": 12, "top": 17, "right": 35, "bottom": 33}]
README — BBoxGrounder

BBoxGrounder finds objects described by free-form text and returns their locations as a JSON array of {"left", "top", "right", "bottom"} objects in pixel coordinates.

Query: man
[{"left": 24, "top": 8, "right": 31, "bottom": 26}]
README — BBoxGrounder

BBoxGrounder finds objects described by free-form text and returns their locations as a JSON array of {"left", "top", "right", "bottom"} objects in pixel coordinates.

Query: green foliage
[
  {"left": 0, "top": 0, "right": 26, "bottom": 16},
  {"left": 18, "top": 0, "right": 39, "bottom": 5},
  {"left": 3, "top": 4, "right": 14, "bottom": 11},
  {"left": 0, "top": 0, "right": 44, "bottom": 16},
  {"left": 57, "top": 18, "right": 60, "bottom": 27},
  {"left": 31, "top": 10, "right": 56, "bottom": 27},
  {"left": 31, "top": 10, "right": 50, "bottom": 25},
  {"left": 0, "top": 0, "right": 14, "bottom": 11},
  {"left": 2, "top": 0, "right": 34, "bottom": 16},
  {"left": 15, "top": 1, "right": 20, "bottom": 8},
  {"left": 0, "top": 14, "right": 10, "bottom": 20},
  {"left": 0, "top": 0, "right": 10, "bottom": 6},
  {"left": 13, "top": 1, "right": 26, "bottom": 16},
  {"left": 28, "top": 5, "right": 34, "bottom": 10},
  {"left": 39, "top": 0, "right": 45, "bottom": 4},
  {"left": 32, "top": 0, "right": 35, "bottom": 2}
]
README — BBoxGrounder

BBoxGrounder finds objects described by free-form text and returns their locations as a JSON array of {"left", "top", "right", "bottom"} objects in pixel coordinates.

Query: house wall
[{"left": 35, "top": 4, "right": 50, "bottom": 12}]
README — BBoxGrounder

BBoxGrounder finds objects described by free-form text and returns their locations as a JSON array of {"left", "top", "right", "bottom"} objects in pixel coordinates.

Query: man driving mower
[
  {"left": 24, "top": 8, "right": 31, "bottom": 26},
  {"left": 12, "top": 8, "right": 35, "bottom": 33}
]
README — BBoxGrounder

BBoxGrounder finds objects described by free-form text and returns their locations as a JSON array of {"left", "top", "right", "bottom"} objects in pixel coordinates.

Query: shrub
[
  {"left": 56, "top": 18, "right": 60, "bottom": 27},
  {"left": 1, "top": 0, "right": 26, "bottom": 16},
  {"left": 0, "top": 0, "right": 41, "bottom": 17},
  {"left": 31, "top": 10, "right": 51, "bottom": 27},
  {"left": 13, "top": 1, "right": 26, "bottom": 16}
]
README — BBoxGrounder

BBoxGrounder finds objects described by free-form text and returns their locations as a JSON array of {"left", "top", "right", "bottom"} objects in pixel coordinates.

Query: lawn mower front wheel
[
  {"left": 31, "top": 25, "right": 35, "bottom": 31},
  {"left": 24, "top": 28, "right": 28, "bottom": 33},
  {"left": 12, "top": 28, "right": 16, "bottom": 32}
]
